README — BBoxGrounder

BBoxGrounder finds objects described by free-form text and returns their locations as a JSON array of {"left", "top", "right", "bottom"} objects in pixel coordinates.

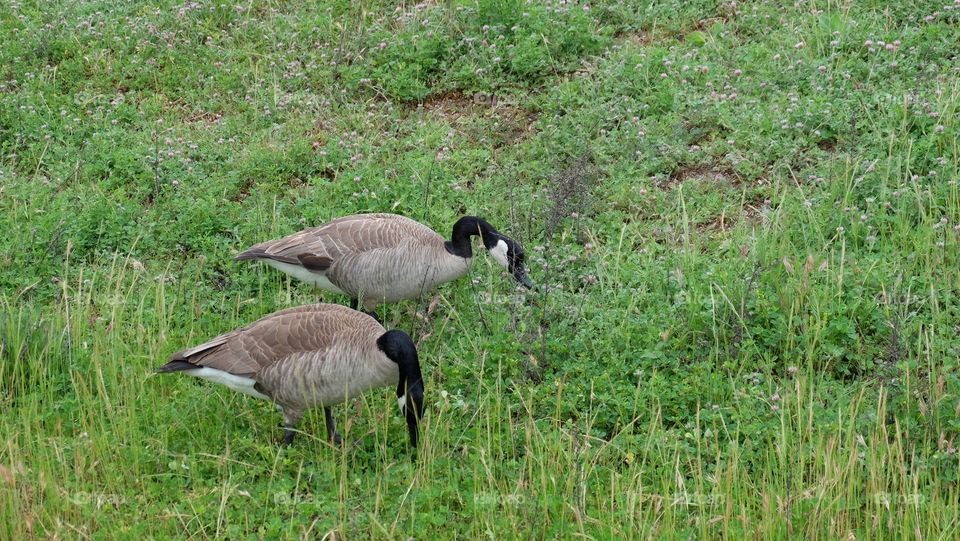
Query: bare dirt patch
[
  {"left": 663, "top": 161, "right": 769, "bottom": 234},
  {"left": 614, "top": 30, "right": 662, "bottom": 48},
  {"left": 413, "top": 90, "right": 540, "bottom": 147},
  {"left": 741, "top": 197, "right": 767, "bottom": 224},
  {"left": 665, "top": 162, "right": 736, "bottom": 190},
  {"left": 490, "top": 102, "right": 539, "bottom": 148},
  {"left": 697, "top": 209, "right": 735, "bottom": 234},
  {"left": 672, "top": 162, "right": 731, "bottom": 183},
  {"left": 417, "top": 90, "right": 479, "bottom": 123},
  {"left": 817, "top": 139, "right": 838, "bottom": 152}
]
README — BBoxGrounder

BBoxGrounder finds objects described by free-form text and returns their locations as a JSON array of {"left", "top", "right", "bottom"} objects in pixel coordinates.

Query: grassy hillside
[{"left": 2, "top": 0, "right": 959, "bottom": 538}]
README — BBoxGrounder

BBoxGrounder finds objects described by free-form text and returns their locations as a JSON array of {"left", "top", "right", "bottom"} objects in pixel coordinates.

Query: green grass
[{"left": 2, "top": 0, "right": 959, "bottom": 538}]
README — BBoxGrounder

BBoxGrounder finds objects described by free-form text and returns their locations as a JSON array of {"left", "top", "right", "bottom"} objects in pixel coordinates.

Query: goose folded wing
[
  {"left": 266, "top": 215, "right": 438, "bottom": 262},
  {"left": 168, "top": 309, "right": 338, "bottom": 378}
]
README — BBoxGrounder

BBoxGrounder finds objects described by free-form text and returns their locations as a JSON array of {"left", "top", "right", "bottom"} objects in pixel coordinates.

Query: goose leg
[
  {"left": 323, "top": 407, "right": 343, "bottom": 445},
  {"left": 349, "top": 298, "right": 379, "bottom": 323},
  {"left": 281, "top": 409, "right": 303, "bottom": 445},
  {"left": 282, "top": 425, "right": 297, "bottom": 445},
  {"left": 361, "top": 298, "right": 382, "bottom": 324}
]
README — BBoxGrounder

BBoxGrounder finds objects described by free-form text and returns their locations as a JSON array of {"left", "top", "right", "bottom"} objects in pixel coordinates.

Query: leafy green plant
[{"left": 1, "top": 0, "right": 959, "bottom": 538}]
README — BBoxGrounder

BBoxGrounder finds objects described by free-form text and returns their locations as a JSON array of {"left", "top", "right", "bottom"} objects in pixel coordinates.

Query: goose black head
[
  {"left": 377, "top": 330, "right": 425, "bottom": 448},
  {"left": 485, "top": 234, "right": 534, "bottom": 289},
  {"left": 447, "top": 216, "right": 534, "bottom": 289}
]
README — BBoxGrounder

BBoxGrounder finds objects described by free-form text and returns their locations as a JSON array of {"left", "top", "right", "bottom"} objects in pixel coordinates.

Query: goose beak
[
  {"left": 407, "top": 415, "right": 419, "bottom": 449},
  {"left": 514, "top": 271, "right": 534, "bottom": 289},
  {"left": 404, "top": 384, "right": 425, "bottom": 449}
]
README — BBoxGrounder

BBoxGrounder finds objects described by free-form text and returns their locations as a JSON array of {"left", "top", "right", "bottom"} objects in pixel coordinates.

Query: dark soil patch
[
  {"left": 413, "top": 90, "right": 540, "bottom": 147},
  {"left": 417, "top": 90, "right": 479, "bottom": 122},
  {"left": 665, "top": 162, "right": 737, "bottom": 190}
]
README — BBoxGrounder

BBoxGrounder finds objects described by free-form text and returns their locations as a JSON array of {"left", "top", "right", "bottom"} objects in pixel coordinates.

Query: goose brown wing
[
  {"left": 234, "top": 214, "right": 442, "bottom": 264},
  {"left": 167, "top": 304, "right": 381, "bottom": 378}
]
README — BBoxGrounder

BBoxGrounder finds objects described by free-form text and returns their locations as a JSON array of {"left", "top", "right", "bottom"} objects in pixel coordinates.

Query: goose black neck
[
  {"left": 445, "top": 216, "right": 497, "bottom": 258},
  {"left": 395, "top": 356, "right": 423, "bottom": 403},
  {"left": 378, "top": 330, "right": 426, "bottom": 448},
  {"left": 377, "top": 330, "right": 422, "bottom": 387}
]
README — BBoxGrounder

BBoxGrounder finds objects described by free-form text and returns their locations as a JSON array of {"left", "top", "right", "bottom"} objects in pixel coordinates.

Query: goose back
[
  {"left": 240, "top": 214, "right": 440, "bottom": 262},
  {"left": 167, "top": 304, "right": 398, "bottom": 409},
  {"left": 236, "top": 213, "right": 472, "bottom": 303}
]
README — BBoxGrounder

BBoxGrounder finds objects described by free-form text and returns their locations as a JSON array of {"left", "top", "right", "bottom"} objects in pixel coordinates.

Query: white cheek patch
[
  {"left": 489, "top": 239, "right": 510, "bottom": 269},
  {"left": 184, "top": 367, "right": 272, "bottom": 401},
  {"left": 397, "top": 394, "right": 406, "bottom": 412}
]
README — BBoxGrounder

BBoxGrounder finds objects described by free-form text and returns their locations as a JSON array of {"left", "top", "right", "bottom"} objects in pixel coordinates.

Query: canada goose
[
  {"left": 233, "top": 213, "right": 533, "bottom": 312},
  {"left": 157, "top": 304, "right": 425, "bottom": 447}
]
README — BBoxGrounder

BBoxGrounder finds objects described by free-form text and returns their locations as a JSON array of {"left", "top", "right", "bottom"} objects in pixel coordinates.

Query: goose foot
[
  {"left": 324, "top": 407, "right": 344, "bottom": 445},
  {"left": 281, "top": 423, "right": 297, "bottom": 445}
]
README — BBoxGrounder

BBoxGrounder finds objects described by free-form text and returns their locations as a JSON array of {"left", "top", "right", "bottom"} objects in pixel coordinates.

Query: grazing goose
[
  {"left": 157, "top": 304, "right": 425, "bottom": 447},
  {"left": 233, "top": 213, "right": 533, "bottom": 312}
]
